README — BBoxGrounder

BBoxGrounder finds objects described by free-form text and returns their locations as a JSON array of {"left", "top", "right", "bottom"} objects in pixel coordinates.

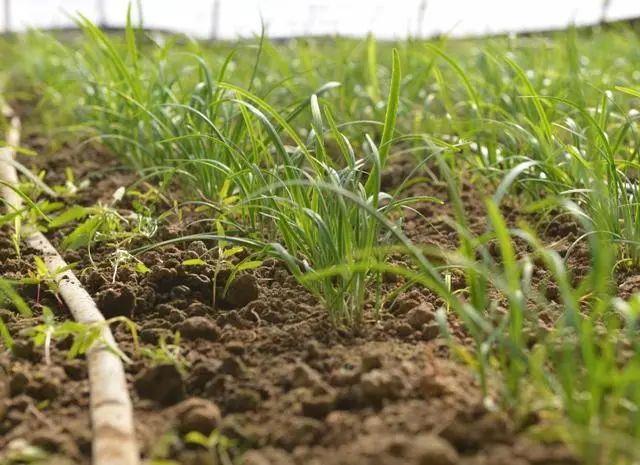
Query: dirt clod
[
  {"left": 9, "top": 371, "right": 28, "bottom": 396},
  {"left": 97, "top": 284, "right": 136, "bottom": 318},
  {"left": 361, "top": 353, "right": 383, "bottom": 372},
  {"left": 225, "top": 388, "right": 261, "bottom": 412},
  {"left": 275, "top": 416, "right": 325, "bottom": 450},
  {"left": 177, "top": 316, "right": 221, "bottom": 341},
  {"left": 12, "top": 340, "right": 38, "bottom": 361},
  {"left": 173, "top": 397, "right": 221, "bottom": 434},
  {"left": 224, "top": 274, "right": 260, "bottom": 308},
  {"left": 241, "top": 448, "right": 295, "bottom": 465},
  {"left": 301, "top": 394, "right": 335, "bottom": 419},
  {"left": 291, "top": 362, "right": 325, "bottom": 390},
  {"left": 413, "top": 433, "right": 459, "bottom": 465},
  {"left": 406, "top": 303, "right": 435, "bottom": 329},
  {"left": 360, "top": 369, "right": 402, "bottom": 403},
  {"left": 134, "top": 364, "right": 185, "bottom": 405},
  {"left": 220, "top": 356, "right": 247, "bottom": 377}
]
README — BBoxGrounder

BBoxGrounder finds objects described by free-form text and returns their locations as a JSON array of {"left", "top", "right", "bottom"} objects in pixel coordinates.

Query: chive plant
[
  {"left": 72, "top": 16, "right": 417, "bottom": 324},
  {"left": 425, "top": 36, "right": 640, "bottom": 266},
  {"left": 304, "top": 172, "right": 640, "bottom": 463},
  {"left": 234, "top": 50, "right": 407, "bottom": 324}
]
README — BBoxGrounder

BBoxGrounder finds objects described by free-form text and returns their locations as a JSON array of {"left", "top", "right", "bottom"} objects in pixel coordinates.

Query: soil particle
[
  {"left": 419, "top": 373, "right": 448, "bottom": 398},
  {"left": 391, "top": 296, "right": 421, "bottom": 315},
  {"left": 172, "top": 397, "right": 221, "bottom": 434},
  {"left": 170, "top": 284, "right": 191, "bottom": 300},
  {"left": 139, "top": 325, "right": 168, "bottom": 344},
  {"left": 184, "top": 274, "right": 211, "bottom": 294},
  {"left": 226, "top": 340, "right": 246, "bottom": 355},
  {"left": 186, "top": 301, "right": 211, "bottom": 316},
  {"left": 217, "top": 310, "right": 252, "bottom": 329},
  {"left": 156, "top": 303, "right": 176, "bottom": 317},
  {"left": 187, "top": 361, "right": 221, "bottom": 392},
  {"left": 223, "top": 274, "right": 260, "bottom": 308},
  {"left": 167, "top": 307, "right": 187, "bottom": 323},
  {"left": 275, "top": 417, "right": 326, "bottom": 450},
  {"left": 301, "top": 394, "right": 335, "bottom": 419},
  {"left": 18, "top": 366, "right": 66, "bottom": 402},
  {"left": 188, "top": 241, "right": 208, "bottom": 256},
  {"left": 85, "top": 270, "right": 108, "bottom": 293},
  {"left": 395, "top": 322, "right": 415, "bottom": 338},
  {"left": 619, "top": 274, "right": 640, "bottom": 299},
  {"left": 241, "top": 448, "right": 296, "bottom": 465},
  {"left": 421, "top": 323, "right": 440, "bottom": 341},
  {"left": 134, "top": 363, "right": 185, "bottom": 405},
  {"left": 351, "top": 432, "right": 459, "bottom": 465},
  {"left": 219, "top": 356, "right": 247, "bottom": 377},
  {"left": 360, "top": 353, "right": 383, "bottom": 372},
  {"left": 329, "top": 365, "right": 361, "bottom": 387},
  {"left": 412, "top": 433, "right": 459, "bottom": 465},
  {"left": 177, "top": 316, "right": 221, "bottom": 341},
  {"left": 225, "top": 388, "right": 262, "bottom": 413},
  {"left": 513, "top": 438, "right": 580, "bottom": 465},
  {"left": 148, "top": 267, "right": 178, "bottom": 286},
  {"left": 62, "top": 359, "right": 87, "bottom": 381},
  {"left": 406, "top": 302, "right": 435, "bottom": 329},
  {"left": 360, "top": 369, "right": 403, "bottom": 403},
  {"left": 441, "top": 409, "right": 511, "bottom": 451},
  {"left": 12, "top": 339, "right": 39, "bottom": 361},
  {"left": 9, "top": 371, "right": 29, "bottom": 396},
  {"left": 290, "top": 362, "right": 328, "bottom": 392},
  {"left": 96, "top": 284, "right": 136, "bottom": 318}
]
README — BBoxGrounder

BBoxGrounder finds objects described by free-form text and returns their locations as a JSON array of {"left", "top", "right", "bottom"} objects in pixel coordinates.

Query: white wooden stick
[{"left": 0, "top": 101, "right": 139, "bottom": 465}]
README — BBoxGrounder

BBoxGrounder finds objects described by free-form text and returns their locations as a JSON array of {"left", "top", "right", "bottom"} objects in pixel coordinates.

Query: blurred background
[{"left": 1, "top": 0, "right": 640, "bottom": 39}]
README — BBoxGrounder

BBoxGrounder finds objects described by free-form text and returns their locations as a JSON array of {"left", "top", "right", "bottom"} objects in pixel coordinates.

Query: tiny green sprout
[
  {"left": 0, "top": 316, "right": 14, "bottom": 351},
  {"left": 0, "top": 178, "right": 52, "bottom": 259},
  {"left": 0, "top": 278, "right": 32, "bottom": 317},
  {"left": 50, "top": 204, "right": 125, "bottom": 250},
  {"left": 50, "top": 197, "right": 156, "bottom": 252},
  {"left": 182, "top": 258, "right": 206, "bottom": 267},
  {"left": 183, "top": 430, "right": 236, "bottom": 464},
  {"left": 54, "top": 166, "right": 90, "bottom": 197},
  {"left": 2, "top": 439, "right": 49, "bottom": 464},
  {"left": 140, "top": 332, "right": 189, "bottom": 374},
  {"left": 109, "top": 249, "right": 150, "bottom": 283},
  {"left": 28, "top": 311, "right": 139, "bottom": 364},
  {"left": 20, "top": 257, "right": 75, "bottom": 307},
  {"left": 213, "top": 244, "right": 262, "bottom": 308}
]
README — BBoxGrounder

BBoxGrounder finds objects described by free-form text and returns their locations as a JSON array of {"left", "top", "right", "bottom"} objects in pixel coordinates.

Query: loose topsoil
[{"left": 3, "top": 110, "right": 631, "bottom": 465}]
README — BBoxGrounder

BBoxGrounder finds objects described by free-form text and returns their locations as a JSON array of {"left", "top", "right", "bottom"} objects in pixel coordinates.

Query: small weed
[
  {"left": 109, "top": 249, "right": 150, "bottom": 283},
  {"left": 20, "top": 256, "right": 75, "bottom": 307},
  {"left": 0, "top": 277, "right": 32, "bottom": 317},
  {"left": 183, "top": 430, "right": 236, "bottom": 465},
  {"left": 140, "top": 332, "right": 189, "bottom": 374},
  {"left": 28, "top": 308, "right": 139, "bottom": 364}
]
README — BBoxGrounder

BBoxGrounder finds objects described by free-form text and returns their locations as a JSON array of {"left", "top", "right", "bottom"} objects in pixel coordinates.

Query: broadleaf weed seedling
[
  {"left": 20, "top": 256, "right": 75, "bottom": 307},
  {"left": 140, "top": 332, "right": 189, "bottom": 375},
  {"left": 28, "top": 308, "right": 140, "bottom": 364}
]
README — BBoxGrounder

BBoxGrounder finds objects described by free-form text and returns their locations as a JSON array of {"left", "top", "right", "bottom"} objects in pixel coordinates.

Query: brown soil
[{"left": 0, "top": 126, "right": 609, "bottom": 465}]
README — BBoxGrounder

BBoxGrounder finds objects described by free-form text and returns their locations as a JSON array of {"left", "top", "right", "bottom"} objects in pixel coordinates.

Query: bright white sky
[{"left": 3, "top": 0, "right": 640, "bottom": 39}]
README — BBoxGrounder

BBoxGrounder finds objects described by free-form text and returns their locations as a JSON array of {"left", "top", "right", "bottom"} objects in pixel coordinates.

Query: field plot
[{"left": 1, "top": 18, "right": 640, "bottom": 465}]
